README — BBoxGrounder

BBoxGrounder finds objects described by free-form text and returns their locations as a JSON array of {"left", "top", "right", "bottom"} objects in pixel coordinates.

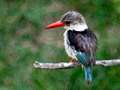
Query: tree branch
[{"left": 33, "top": 59, "right": 120, "bottom": 69}]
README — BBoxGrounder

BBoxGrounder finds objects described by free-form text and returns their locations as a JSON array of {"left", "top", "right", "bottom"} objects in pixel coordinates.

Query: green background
[{"left": 0, "top": 0, "right": 120, "bottom": 90}]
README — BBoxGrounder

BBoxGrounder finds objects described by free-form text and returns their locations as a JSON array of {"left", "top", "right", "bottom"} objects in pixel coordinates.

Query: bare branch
[{"left": 33, "top": 59, "right": 120, "bottom": 69}]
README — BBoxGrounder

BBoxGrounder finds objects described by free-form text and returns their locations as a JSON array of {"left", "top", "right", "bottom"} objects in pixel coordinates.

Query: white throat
[{"left": 64, "top": 24, "right": 88, "bottom": 31}]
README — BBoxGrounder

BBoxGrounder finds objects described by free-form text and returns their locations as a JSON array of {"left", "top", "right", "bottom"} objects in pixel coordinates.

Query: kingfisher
[{"left": 45, "top": 11, "right": 97, "bottom": 84}]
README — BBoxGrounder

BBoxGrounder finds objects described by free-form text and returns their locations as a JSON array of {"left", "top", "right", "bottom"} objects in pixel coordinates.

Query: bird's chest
[{"left": 63, "top": 30, "right": 77, "bottom": 59}]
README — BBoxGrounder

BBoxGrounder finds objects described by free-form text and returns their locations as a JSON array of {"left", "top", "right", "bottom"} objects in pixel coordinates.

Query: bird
[{"left": 45, "top": 11, "right": 97, "bottom": 84}]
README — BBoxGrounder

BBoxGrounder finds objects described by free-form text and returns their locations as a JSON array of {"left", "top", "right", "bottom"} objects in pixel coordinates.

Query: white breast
[{"left": 63, "top": 30, "right": 77, "bottom": 59}]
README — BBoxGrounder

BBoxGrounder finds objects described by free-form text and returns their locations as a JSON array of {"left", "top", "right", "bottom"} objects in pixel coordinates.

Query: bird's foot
[{"left": 70, "top": 59, "right": 75, "bottom": 64}]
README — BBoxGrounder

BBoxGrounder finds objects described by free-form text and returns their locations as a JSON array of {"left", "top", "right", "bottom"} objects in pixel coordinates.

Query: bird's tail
[{"left": 84, "top": 66, "right": 92, "bottom": 84}]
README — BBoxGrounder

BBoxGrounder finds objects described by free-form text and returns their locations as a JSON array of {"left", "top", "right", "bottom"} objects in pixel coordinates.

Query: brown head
[{"left": 45, "top": 11, "right": 88, "bottom": 31}]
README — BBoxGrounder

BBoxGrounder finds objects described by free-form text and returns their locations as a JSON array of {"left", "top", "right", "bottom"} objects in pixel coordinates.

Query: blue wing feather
[
  {"left": 76, "top": 51, "right": 93, "bottom": 83},
  {"left": 76, "top": 51, "right": 94, "bottom": 65},
  {"left": 76, "top": 52, "right": 87, "bottom": 64}
]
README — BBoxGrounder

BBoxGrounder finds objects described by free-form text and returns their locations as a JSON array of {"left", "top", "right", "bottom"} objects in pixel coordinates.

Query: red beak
[{"left": 45, "top": 21, "right": 66, "bottom": 29}]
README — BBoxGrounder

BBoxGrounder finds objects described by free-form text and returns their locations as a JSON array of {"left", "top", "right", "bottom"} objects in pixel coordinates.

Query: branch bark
[{"left": 33, "top": 59, "right": 120, "bottom": 69}]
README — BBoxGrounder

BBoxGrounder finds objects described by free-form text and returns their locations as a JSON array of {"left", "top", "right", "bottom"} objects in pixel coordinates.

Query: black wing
[{"left": 67, "top": 29, "right": 97, "bottom": 65}]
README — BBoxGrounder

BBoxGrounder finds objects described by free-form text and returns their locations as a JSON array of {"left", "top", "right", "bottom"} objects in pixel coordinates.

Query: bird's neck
[{"left": 64, "top": 24, "right": 88, "bottom": 32}]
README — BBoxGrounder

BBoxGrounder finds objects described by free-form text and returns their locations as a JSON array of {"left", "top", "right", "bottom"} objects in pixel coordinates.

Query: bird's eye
[{"left": 65, "top": 21, "right": 70, "bottom": 24}]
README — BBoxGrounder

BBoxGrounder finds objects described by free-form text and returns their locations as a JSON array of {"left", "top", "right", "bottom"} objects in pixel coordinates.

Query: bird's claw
[{"left": 70, "top": 59, "right": 75, "bottom": 64}]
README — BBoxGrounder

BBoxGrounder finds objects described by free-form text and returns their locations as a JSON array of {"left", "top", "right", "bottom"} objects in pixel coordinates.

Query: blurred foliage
[{"left": 0, "top": 0, "right": 120, "bottom": 90}]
